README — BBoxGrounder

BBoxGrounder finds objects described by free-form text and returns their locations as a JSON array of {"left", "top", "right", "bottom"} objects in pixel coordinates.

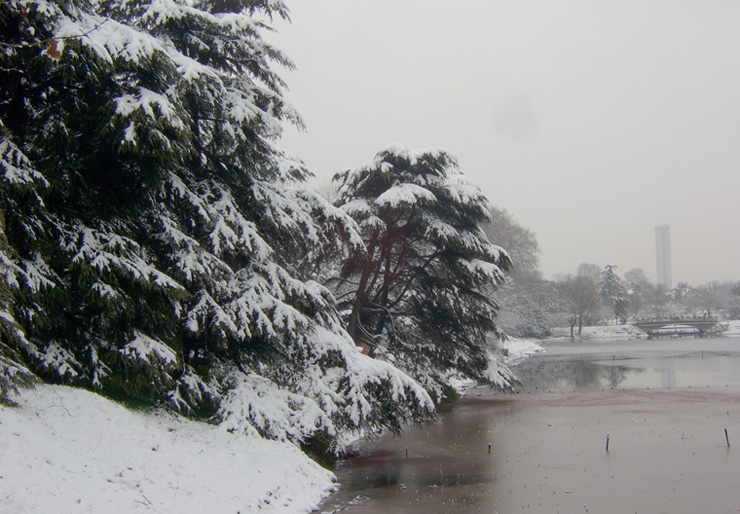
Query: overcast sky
[{"left": 267, "top": 1, "right": 740, "bottom": 286}]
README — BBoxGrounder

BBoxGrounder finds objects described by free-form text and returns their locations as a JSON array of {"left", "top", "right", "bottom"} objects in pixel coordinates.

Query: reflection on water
[
  {"left": 513, "top": 358, "right": 631, "bottom": 391},
  {"left": 514, "top": 337, "right": 740, "bottom": 391},
  {"left": 320, "top": 398, "right": 519, "bottom": 513},
  {"left": 318, "top": 337, "right": 740, "bottom": 514}
]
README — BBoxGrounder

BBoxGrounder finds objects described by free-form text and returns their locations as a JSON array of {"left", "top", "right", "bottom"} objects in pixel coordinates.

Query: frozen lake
[{"left": 318, "top": 336, "right": 740, "bottom": 513}]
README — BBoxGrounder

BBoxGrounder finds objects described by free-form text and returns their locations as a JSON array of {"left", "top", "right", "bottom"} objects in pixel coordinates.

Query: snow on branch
[
  {"left": 114, "top": 88, "right": 185, "bottom": 131},
  {"left": 39, "top": 342, "right": 81, "bottom": 380},
  {"left": 456, "top": 258, "right": 506, "bottom": 286},
  {"left": 120, "top": 331, "right": 178, "bottom": 367},
  {"left": 218, "top": 370, "right": 333, "bottom": 443},
  {"left": 186, "top": 291, "right": 237, "bottom": 337},
  {"left": 68, "top": 225, "right": 184, "bottom": 292},
  {"left": 0, "top": 138, "right": 48, "bottom": 187},
  {"left": 375, "top": 183, "right": 436, "bottom": 209}
]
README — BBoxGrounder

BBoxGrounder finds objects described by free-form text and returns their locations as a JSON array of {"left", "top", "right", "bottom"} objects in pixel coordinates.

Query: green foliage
[
  {"left": 300, "top": 429, "right": 339, "bottom": 468},
  {"left": 332, "top": 145, "right": 511, "bottom": 396},
  {"left": 0, "top": 319, "right": 38, "bottom": 405},
  {"left": 438, "top": 383, "right": 460, "bottom": 404},
  {"left": 0, "top": 0, "right": 303, "bottom": 407},
  {"left": 0, "top": 0, "right": 435, "bottom": 447}
]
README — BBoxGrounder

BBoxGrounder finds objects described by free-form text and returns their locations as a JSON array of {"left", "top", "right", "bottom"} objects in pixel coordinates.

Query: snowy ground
[
  {"left": 719, "top": 318, "right": 740, "bottom": 336},
  {"left": 0, "top": 339, "right": 542, "bottom": 514},
  {"left": 0, "top": 385, "right": 335, "bottom": 514}
]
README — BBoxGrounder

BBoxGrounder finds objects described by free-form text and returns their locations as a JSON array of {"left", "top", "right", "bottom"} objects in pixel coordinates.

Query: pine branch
[{"left": 0, "top": 18, "right": 109, "bottom": 57}]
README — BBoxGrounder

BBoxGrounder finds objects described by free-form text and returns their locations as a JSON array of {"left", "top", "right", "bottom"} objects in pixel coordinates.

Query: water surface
[
  {"left": 318, "top": 336, "right": 740, "bottom": 514},
  {"left": 514, "top": 336, "right": 740, "bottom": 391}
]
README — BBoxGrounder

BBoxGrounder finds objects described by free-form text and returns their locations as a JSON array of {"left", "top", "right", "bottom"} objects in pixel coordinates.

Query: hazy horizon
[{"left": 269, "top": 1, "right": 740, "bottom": 286}]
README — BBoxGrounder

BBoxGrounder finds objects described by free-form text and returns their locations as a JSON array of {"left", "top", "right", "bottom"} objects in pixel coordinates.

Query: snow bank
[
  {"left": 448, "top": 338, "right": 543, "bottom": 394},
  {"left": 500, "top": 337, "right": 544, "bottom": 362},
  {"left": 719, "top": 319, "right": 740, "bottom": 336},
  {"left": 0, "top": 385, "right": 335, "bottom": 513},
  {"left": 481, "top": 338, "right": 544, "bottom": 389}
]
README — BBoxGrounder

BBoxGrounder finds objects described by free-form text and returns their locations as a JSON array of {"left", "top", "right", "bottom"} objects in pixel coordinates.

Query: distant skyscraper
[{"left": 655, "top": 225, "right": 672, "bottom": 290}]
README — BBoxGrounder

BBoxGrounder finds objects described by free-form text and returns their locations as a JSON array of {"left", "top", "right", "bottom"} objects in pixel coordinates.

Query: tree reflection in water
[{"left": 514, "top": 358, "right": 632, "bottom": 391}]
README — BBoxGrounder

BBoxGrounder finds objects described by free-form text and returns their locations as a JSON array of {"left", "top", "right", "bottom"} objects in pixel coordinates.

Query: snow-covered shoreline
[
  {"left": 546, "top": 318, "right": 740, "bottom": 342},
  {"left": 0, "top": 385, "right": 336, "bottom": 514},
  {"left": 501, "top": 337, "right": 545, "bottom": 362}
]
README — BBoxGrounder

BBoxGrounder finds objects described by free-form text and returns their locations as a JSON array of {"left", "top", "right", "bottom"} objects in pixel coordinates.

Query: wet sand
[{"left": 319, "top": 386, "right": 740, "bottom": 514}]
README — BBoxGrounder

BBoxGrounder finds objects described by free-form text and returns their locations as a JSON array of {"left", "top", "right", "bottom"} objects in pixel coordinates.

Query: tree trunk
[
  {"left": 347, "top": 228, "right": 380, "bottom": 343},
  {"left": 570, "top": 316, "right": 575, "bottom": 338}
]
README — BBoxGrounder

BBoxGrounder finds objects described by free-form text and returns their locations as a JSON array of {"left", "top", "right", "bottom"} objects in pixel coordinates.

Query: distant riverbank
[{"left": 545, "top": 318, "right": 740, "bottom": 342}]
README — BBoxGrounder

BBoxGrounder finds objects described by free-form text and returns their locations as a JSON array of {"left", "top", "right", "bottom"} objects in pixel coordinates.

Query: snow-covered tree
[
  {"left": 689, "top": 282, "right": 720, "bottom": 318},
  {"left": 727, "top": 282, "right": 740, "bottom": 319},
  {"left": 482, "top": 206, "right": 564, "bottom": 338},
  {"left": 576, "top": 262, "right": 602, "bottom": 283},
  {"left": 624, "top": 268, "right": 650, "bottom": 320},
  {"left": 0, "top": 0, "right": 433, "bottom": 450},
  {"left": 495, "top": 278, "right": 565, "bottom": 339},
  {"left": 482, "top": 206, "right": 539, "bottom": 280},
  {"left": 599, "top": 264, "right": 628, "bottom": 323},
  {"left": 331, "top": 146, "right": 513, "bottom": 399}
]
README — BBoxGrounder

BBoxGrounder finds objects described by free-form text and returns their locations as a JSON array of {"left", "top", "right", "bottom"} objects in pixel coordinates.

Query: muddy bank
[{"left": 319, "top": 386, "right": 740, "bottom": 514}]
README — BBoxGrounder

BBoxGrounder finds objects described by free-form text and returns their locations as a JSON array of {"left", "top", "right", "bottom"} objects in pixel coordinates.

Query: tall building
[{"left": 655, "top": 225, "right": 672, "bottom": 290}]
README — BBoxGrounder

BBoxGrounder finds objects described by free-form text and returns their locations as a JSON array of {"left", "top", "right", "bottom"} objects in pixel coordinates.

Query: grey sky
[{"left": 268, "top": 1, "right": 740, "bottom": 286}]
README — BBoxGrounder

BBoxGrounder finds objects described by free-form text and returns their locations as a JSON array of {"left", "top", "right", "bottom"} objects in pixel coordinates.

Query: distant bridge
[{"left": 632, "top": 319, "right": 719, "bottom": 338}]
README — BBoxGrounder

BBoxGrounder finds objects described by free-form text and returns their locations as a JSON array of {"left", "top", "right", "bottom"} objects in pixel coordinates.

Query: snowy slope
[{"left": 0, "top": 385, "right": 335, "bottom": 514}]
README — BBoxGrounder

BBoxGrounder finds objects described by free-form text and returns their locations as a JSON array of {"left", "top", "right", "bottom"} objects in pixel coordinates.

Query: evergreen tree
[
  {"left": 331, "top": 145, "right": 513, "bottom": 399},
  {"left": 1, "top": 0, "right": 433, "bottom": 450},
  {"left": 599, "top": 264, "right": 628, "bottom": 323}
]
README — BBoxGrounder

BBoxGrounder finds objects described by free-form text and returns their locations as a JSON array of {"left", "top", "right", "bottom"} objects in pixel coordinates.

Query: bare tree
[
  {"left": 481, "top": 207, "right": 540, "bottom": 280},
  {"left": 560, "top": 274, "right": 601, "bottom": 337}
]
